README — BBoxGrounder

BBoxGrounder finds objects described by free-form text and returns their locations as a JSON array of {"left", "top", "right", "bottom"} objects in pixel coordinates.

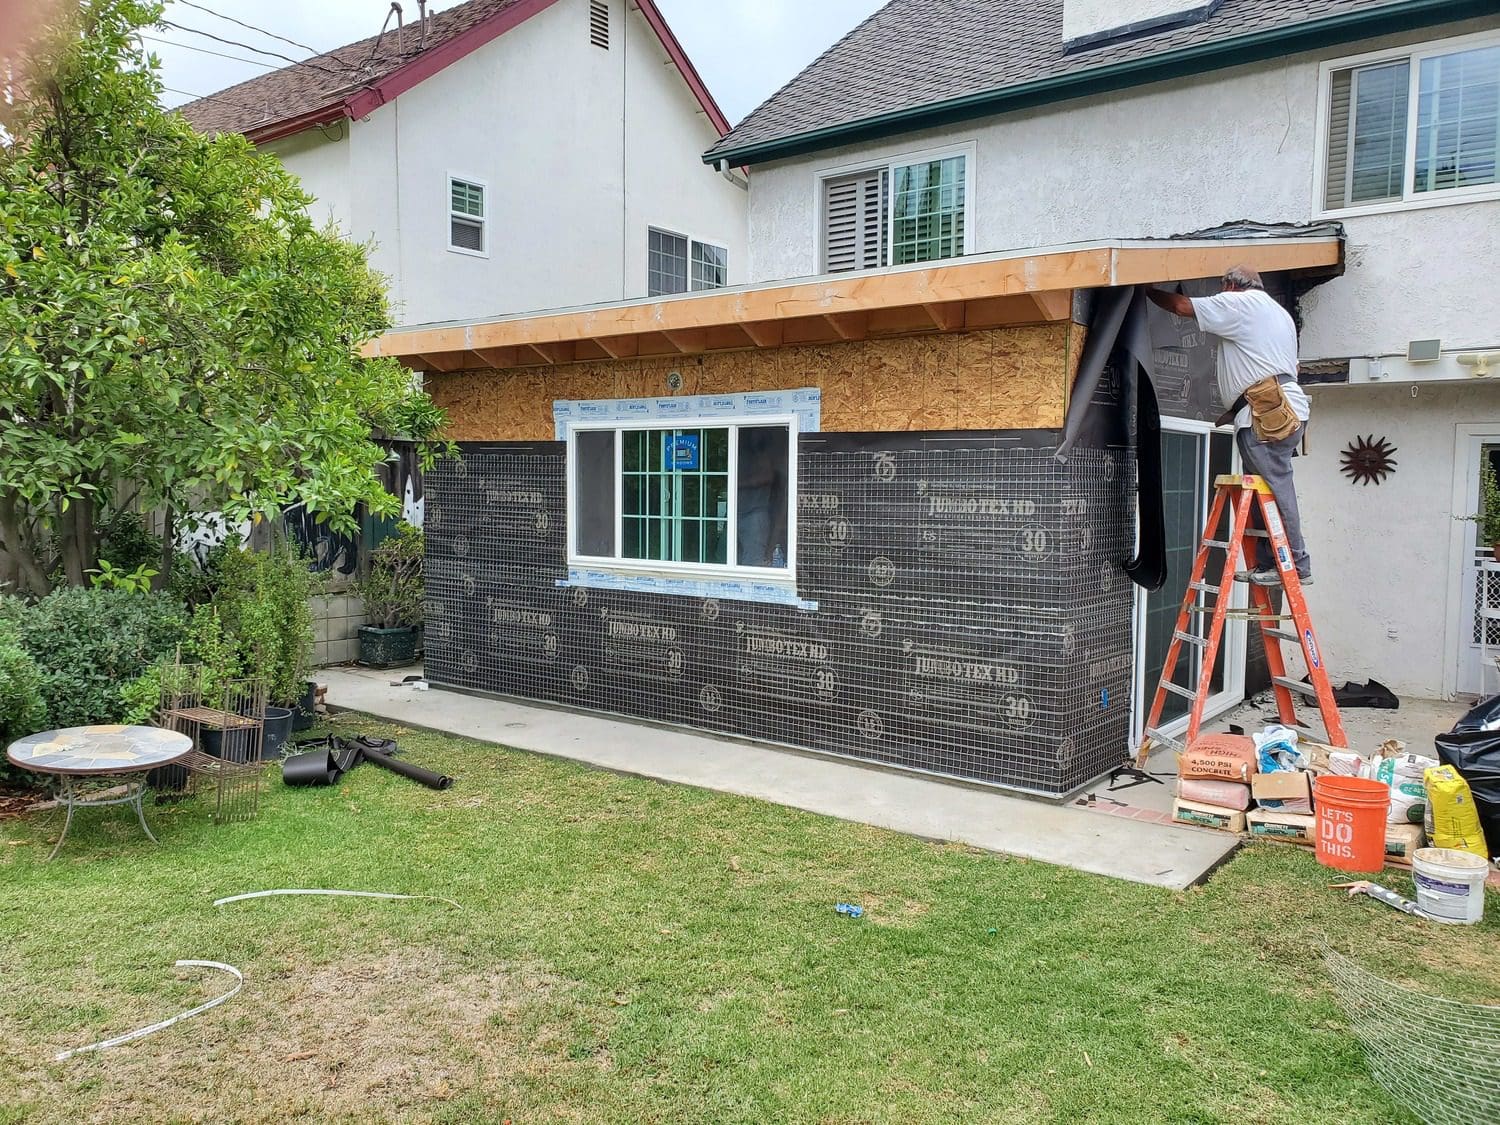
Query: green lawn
[{"left": 2, "top": 715, "right": 1496, "bottom": 1124}]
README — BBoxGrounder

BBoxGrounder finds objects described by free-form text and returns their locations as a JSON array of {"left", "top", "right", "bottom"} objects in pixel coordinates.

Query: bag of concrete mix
[
  {"left": 1177, "top": 778, "right": 1251, "bottom": 811},
  {"left": 1371, "top": 754, "right": 1436, "bottom": 825},
  {"left": 1424, "top": 765, "right": 1490, "bottom": 860},
  {"left": 1179, "top": 733, "right": 1258, "bottom": 783}
]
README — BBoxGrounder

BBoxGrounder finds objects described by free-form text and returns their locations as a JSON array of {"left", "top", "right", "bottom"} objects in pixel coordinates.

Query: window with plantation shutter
[
  {"left": 823, "top": 169, "right": 888, "bottom": 273},
  {"left": 1321, "top": 34, "right": 1500, "bottom": 213},
  {"left": 449, "top": 177, "right": 485, "bottom": 255}
]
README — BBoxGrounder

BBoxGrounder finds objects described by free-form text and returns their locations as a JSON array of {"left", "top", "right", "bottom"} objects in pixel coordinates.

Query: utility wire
[
  {"left": 170, "top": 0, "right": 322, "bottom": 57},
  {"left": 140, "top": 33, "right": 279, "bottom": 72},
  {"left": 160, "top": 20, "right": 348, "bottom": 78}
]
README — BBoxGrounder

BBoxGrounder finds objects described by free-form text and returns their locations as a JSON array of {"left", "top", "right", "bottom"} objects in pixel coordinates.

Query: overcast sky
[{"left": 148, "top": 0, "right": 886, "bottom": 124}]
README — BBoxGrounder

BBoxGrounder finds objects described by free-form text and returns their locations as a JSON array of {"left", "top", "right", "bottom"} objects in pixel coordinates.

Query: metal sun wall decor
[{"left": 1340, "top": 434, "right": 1398, "bottom": 485}]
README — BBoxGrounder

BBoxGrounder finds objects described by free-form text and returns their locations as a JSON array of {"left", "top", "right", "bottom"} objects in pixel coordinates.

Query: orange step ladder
[{"left": 1135, "top": 473, "right": 1346, "bottom": 769}]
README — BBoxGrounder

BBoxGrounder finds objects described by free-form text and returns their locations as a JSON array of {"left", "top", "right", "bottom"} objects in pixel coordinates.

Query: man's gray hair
[{"left": 1222, "top": 264, "right": 1265, "bottom": 291}]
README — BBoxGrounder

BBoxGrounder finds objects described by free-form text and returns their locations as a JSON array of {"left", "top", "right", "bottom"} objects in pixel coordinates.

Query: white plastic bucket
[{"left": 1412, "top": 847, "right": 1490, "bottom": 925}]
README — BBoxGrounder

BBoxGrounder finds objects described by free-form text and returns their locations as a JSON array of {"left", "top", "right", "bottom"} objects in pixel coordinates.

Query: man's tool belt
[{"left": 1233, "top": 374, "right": 1300, "bottom": 443}]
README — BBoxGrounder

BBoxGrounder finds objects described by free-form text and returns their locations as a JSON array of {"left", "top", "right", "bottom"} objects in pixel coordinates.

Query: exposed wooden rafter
[{"left": 372, "top": 239, "right": 1343, "bottom": 371}]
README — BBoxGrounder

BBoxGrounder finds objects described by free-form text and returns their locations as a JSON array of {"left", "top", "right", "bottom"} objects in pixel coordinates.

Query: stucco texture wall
[
  {"left": 743, "top": 19, "right": 1499, "bottom": 362},
  {"left": 1297, "top": 382, "right": 1500, "bottom": 700},
  {"left": 427, "top": 324, "right": 1075, "bottom": 441}
]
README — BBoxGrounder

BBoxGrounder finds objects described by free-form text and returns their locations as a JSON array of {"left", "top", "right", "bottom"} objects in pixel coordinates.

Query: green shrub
[
  {"left": 355, "top": 523, "right": 424, "bottom": 629},
  {"left": 0, "top": 618, "right": 46, "bottom": 782},
  {"left": 8, "top": 588, "right": 188, "bottom": 730}
]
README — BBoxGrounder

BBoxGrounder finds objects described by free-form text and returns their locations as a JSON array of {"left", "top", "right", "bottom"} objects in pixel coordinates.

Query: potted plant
[
  {"left": 1473, "top": 458, "right": 1500, "bottom": 563},
  {"left": 354, "top": 523, "right": 424, "bottom": 668}
]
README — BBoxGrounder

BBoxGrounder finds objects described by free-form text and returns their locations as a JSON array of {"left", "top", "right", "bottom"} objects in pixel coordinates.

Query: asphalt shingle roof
[
  {"left": 706, "top": 0, "right": 1464, "bottom": 162},
  {"left": 178, "top": 0, "right": 529, "bottom": 137}
]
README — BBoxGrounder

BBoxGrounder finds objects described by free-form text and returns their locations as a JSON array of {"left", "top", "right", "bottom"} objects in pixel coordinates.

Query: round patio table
[{"left": 6, "top": 725, "right": 192, "bottom": 860}]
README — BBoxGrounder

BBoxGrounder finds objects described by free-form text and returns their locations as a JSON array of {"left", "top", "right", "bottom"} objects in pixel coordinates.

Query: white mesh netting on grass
[{"left": 1325, "top": 948, "right": 1500, "bottom": 1125}]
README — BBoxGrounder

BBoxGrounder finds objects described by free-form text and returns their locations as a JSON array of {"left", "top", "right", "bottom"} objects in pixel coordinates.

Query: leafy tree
[{"left": 0, "top": 0, "right": 447, "bottom": 595}]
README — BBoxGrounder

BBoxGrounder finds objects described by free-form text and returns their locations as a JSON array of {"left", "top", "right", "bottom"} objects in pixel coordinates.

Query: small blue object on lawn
[{"left": 834, "top": 902, "right": 864, "bottom": 919}]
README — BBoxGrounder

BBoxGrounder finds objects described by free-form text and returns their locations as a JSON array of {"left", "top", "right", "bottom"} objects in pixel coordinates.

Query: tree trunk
[
  {"left": 57, "top": 493, "right": 95, "bottom": 587},
  {"left": 0, "top": 493, "right": 50, "bottom": 596},
  {"left": 157, "top": 505, "right": 175, "bottom": 589}
]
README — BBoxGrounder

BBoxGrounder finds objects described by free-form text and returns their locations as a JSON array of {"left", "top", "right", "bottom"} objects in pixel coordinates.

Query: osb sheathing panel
[{"left": 428, "top": 325, "right": 1070, "bottom": 442}]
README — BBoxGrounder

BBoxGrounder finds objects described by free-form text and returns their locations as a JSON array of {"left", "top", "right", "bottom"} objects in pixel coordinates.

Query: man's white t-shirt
[{"left": 1189, "top": 289, "right": 1309, "bottom": 431}]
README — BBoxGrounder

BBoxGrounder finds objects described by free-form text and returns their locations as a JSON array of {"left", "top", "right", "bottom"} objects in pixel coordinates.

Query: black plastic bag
[{"left": 1433, "top": 695, "right": 1500, "bottom": 848}]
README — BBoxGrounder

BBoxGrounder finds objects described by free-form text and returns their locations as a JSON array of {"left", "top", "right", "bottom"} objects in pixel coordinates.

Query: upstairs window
[
  {"left": 1323, "top": 36, "right": 1500, "bottom": 212},
  {"left": 822, "top": 151, "right": 969, "bottom": 273},
  {"left": 569, "top": 419, "right": 795, "bottom": 576},
  {"left": 648, "top": 228, "right": 728, "bottom": 296},
  {"left": 449, "top": 177, "right": 486, "bottom": 255}
]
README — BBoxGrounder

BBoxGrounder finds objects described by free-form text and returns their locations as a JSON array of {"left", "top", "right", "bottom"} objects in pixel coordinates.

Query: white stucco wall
[
  {"left": 620, "top": 3, "right": 747, "bottom": 297},
  {"left": 263, "top": 0, "right": 744, "bottom": 328},
  {"left": 265, "top": 128, "right": 354, "bottom": 235},
  {"left": 743, "top": 18, "right": 1500, "bottom": 362},
  {"left": 1297, "top": 382, "right": 1500, "bottom": 700}
]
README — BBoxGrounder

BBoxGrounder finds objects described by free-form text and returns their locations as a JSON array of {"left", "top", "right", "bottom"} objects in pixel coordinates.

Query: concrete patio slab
[{"left": 319, "top": 666, "right": 1239, "bottom": 891}]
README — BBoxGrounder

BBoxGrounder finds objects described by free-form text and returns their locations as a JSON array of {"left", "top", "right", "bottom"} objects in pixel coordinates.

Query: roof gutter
[{"left": 702, "top": 0, "right": 1492, "bottom": 166}]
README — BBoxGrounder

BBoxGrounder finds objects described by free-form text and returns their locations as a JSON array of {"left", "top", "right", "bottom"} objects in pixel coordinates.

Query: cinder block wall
[{"left": 312, "top": 593, "right": 366, "bottom": 666}]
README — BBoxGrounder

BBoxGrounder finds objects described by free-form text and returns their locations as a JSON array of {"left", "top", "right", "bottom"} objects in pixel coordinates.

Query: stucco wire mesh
[
  {"left": 425, "top": 437, "right": 1136, "bottom": 795},
  {"left": 1325, "top": 947, "right": 1500, "bottom": 1125}
]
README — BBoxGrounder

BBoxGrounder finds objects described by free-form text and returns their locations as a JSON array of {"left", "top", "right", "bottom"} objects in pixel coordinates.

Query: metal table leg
[{"left": 45, "top": 773, "right": 157, "bottom": 861}]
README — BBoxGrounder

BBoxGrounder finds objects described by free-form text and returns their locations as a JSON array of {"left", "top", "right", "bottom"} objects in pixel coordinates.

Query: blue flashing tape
[
  {"left": 554, "top": 388, "right": 821, "bottom": 440},
  {"left": 558, "top": 568, "right": 817, "bottom": 610}
]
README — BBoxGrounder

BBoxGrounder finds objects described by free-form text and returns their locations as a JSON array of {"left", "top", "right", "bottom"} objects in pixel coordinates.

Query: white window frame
[
  {"left": 647, "top": 227, "right": 729, "bottom": 295},
  {"left": 1314, "top": 28, "right": 1500, "bottom": 219},
  {"left": 815, "top": 141, "right": 977, "bottom": 273},
  {"left": 447, "top": 172, "right": 489, "bottom": 258},
  {"left": 565, "top": 413, "right": 799, "bottom": 587}
]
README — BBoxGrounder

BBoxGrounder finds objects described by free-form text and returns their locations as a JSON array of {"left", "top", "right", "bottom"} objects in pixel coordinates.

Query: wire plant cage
[{"left": 153, "top": 664, "right": 268, "bottom": 824}]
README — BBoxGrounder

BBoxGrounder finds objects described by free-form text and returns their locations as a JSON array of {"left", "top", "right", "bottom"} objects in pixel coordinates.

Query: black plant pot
[
  {"left": 292, "top": 680, "right": 318, "bottom": 731},
  {"left": 358, "top": 624, "right": 419, "bottom": 669},
  {"left": 262, "top": 707, "right": 295, "bottom": 761}
]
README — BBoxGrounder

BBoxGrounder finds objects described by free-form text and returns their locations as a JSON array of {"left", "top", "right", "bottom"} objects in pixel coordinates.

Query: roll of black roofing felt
[
  {"left": 361, "top": 747, "right": 454, "bottom": 790},
  {"left": 281, "top": 748, "right": 343, "bottom": 787},
  {"left": 280, "top": 735, "right": 453, "bottom": 789}
]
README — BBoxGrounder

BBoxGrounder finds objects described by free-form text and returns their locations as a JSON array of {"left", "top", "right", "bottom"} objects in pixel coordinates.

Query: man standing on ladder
[{"left": 1148, "top": 266, "right": 1313, "bottom": 586}]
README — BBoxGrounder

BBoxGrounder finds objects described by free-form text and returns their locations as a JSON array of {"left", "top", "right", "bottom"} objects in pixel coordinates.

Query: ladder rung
[
  {"left": 1272, "top": 675, "right": 1320, "bottom": 698},
  {"left": 1244, "top": 529, "right": 1270, "bottom": 538},
  {"left": 1188, "top": 581, "right": 1220, "bottom": 595},
  {"left": 1264, "top": 627, "right": 1300, "bottom": 643},
  {"left": 1143, "top": 728, "right": 1183, "bottom": 750},
  {"left": 1202, "top": 539, "right": 1232, "bottom": 550},
  {"left": 1161, "top": 681, "right": 1198, "bottom": 701},
  {"left": 1172, "top": 630, "right": 1206, "bottom": 648}
]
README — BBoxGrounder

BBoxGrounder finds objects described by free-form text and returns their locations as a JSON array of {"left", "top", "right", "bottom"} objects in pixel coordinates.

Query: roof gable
[
  {"left": 179, "top": 0, "right": 728, "bottom": 144},
  {"left": 705, "top": 0, "right": 1492, "bottom": 166}
]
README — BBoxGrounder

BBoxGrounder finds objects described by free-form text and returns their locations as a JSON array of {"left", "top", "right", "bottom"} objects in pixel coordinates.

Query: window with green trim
[
  {"left": 891, "top": 156, "right": 966, "bottom": 265},
  {"left": 822, "top": 151, "right": 969, "bottom": 272},
  {"left": 569, "top": 420, "right": 794, "bottom": 574},
  {"left": 449, "top": 177, "right": 486, "bottom": 254}
]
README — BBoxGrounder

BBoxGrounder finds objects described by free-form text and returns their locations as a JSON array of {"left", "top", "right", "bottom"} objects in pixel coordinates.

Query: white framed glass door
[
  {"left": 1454, "top": 432, "right": 1500, "bottom": 697},
  {"left": 1130, "top": 420, "right": 1247, "bottom": 748}
]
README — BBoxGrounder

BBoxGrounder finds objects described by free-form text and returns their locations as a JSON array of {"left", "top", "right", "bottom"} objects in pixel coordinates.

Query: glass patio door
[{"left": 1131, "top": 423, "right": 1246, "bottom": 747}]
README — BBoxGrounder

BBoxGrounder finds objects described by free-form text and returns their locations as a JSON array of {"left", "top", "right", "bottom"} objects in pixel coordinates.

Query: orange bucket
[{"left": 1313, "top": 776, "right": 1390, "bottom": 873}]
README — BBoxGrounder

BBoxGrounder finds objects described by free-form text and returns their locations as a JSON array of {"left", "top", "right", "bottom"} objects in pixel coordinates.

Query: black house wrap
[{"left": 424, "top": 430, "right": 1138, "bottom": 795}]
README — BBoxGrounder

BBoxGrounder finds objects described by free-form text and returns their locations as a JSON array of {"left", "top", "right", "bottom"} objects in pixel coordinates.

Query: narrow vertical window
[{"left": 449, "top": 177, "right": 485, "bottom": 254}]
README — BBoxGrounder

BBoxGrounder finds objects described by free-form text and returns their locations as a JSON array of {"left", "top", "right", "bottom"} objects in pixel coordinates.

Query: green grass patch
[{"left": 1, "top": 714, "right": 1495, "bottom": 1123}]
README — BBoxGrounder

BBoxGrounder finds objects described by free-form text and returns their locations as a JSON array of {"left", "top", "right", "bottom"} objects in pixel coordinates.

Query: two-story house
[
  {"left": 181, "top": 0, "right": 749, "bottom": 328},
  {"left": 369, "top": 0, "right": 1500, "bottom": 798}
]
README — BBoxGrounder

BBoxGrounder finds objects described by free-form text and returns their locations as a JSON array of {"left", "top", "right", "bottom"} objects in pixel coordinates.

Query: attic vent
[
  {"left": 1063, "top": 0, "right": 1223, "bottom": 52},
  {"left": 589, "top": 0, "right": 609, "bottom": 49}
]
